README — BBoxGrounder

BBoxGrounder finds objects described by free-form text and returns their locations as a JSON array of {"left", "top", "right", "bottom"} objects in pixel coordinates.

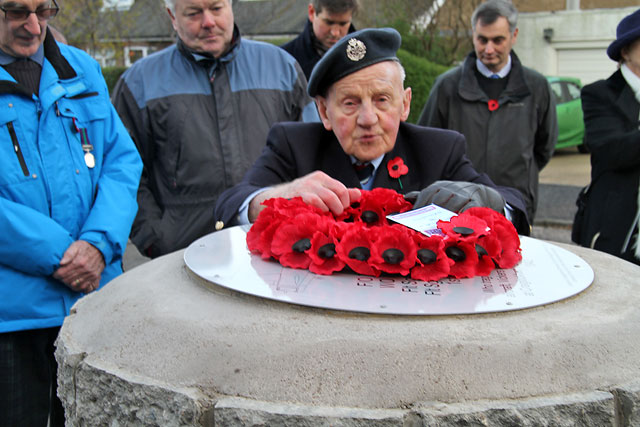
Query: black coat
[
  {"left": 214, "top": 122, "right": 530, "bottom": 234},
  {"left": 578, "top": 69, "right": 640, "bottom": 264},
  {"left": 281, "top": 20, "right": 356, "bottom": 80}
]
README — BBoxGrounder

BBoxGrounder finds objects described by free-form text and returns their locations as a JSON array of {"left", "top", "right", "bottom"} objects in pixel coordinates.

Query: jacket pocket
[
  {"left": 56, "top": 94, "right": 109, "bottom": 169},
  {"left": 0, "top": 107, "right": 34, "bottom": 187},
  {"left": 6, "top": 122, "right": 29, "bottom": 176}
]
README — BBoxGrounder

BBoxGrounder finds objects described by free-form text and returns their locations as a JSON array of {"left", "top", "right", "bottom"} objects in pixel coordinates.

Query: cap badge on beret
[{"left": 346, "top": 38, "right": 366, "bottom": 62}]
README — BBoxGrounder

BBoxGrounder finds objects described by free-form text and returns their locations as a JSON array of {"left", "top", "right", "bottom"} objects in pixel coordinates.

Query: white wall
[{"left": 516, "top": 7, "right": 637, "bottom": 85}]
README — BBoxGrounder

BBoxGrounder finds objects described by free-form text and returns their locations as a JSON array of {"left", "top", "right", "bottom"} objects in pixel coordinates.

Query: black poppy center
[
  {"left": 318, "top": 243, "right": 336, "bottom": 259},
  {"left": 292, "top": 238, "right": 311, "bottom": 253},
  {"left": 445, "top": 246, "right": 466, "bottom": 262},
  {"left": 392, "top": 164, "right": 399, "bottom": 171},
  {"left": 417, "top": 248, "right": 437, "bottom": 264},
  {"left": 476, "top": 244, "right": 488, "bottom": 258},
  {"left": 348, "top": 246, "right": 370, "bottom": 261},
  {"left": 382, "top": 248, "right": 404, "bottom": 264},
  {"left": 453, "top": 226, "right": 474, "bottom": 236},
  {"left": 361, "top": 210, "right": 379, "bottom": 224}
]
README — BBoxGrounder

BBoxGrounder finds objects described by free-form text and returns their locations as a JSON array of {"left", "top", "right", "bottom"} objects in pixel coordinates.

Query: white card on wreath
[{"left": 387, "top": 204, "right": 456, "bottom": 236}]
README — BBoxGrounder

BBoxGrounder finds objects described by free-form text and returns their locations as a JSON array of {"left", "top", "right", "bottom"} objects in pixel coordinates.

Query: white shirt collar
[
  {"left": 621, "top": 63, "right": 640, "bottom": 105},
  {"left": 476, "top": 55, "right": 512, "bottom": 79}
]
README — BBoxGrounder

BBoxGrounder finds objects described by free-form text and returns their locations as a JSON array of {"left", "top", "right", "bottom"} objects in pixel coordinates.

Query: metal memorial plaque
[{"left": 184, "top": 226, "right": 594, "bottom": 315}]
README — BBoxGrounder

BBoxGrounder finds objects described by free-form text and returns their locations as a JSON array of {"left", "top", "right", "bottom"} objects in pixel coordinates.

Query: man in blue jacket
[
  {"left": 0, "top": 0, "right": 142, "bottom": 424},
  {"left": 112, "top": 0, "right": 318, "bottom": 258}
]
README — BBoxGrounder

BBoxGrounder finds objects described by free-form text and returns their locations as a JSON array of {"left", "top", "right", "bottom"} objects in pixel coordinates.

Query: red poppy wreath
[{"left": 246, "top": 188, "right": 522, "bottom": 281}]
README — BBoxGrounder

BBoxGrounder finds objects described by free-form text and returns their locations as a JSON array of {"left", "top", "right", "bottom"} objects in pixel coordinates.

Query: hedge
[
  {"left": 102, "top": 66, "right": 127, "bottom": 94},
  {"left": 397, "top": 49, "right": 450, "bottom": 124}
]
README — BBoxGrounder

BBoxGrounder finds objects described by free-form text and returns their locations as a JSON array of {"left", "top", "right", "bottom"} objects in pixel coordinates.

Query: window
[
  {"left": 566, "top": 82, "right": 581, "bottom": 102},
  {"left": 124, "top": 46, "right": 149, "bottom": 67}
]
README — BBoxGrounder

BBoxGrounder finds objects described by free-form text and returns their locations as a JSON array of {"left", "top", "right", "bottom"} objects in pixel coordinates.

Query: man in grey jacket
[
  {"left": 418, "top": 0, "right": 557, "bottom": 221},
  {"left": 112, "top": 0, "right": 318, "bottom": 258}
]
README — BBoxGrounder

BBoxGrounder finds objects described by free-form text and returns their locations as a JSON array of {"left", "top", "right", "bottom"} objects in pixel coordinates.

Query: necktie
[
  {"left": 490, "top": 74, "right": 500, "bottom": 79},
  {"left": 354, "top": 162, "right": 374, "bottom": 185}
]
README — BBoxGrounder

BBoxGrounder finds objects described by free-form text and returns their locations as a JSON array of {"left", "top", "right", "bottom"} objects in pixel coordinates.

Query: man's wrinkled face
[
  {"left": 0, "top": 0, "right": 49, "bottom": 57},
  {"left": 168, "top": 0, "right": 233, "bottom": 57},
  {"left": 473, "top": 16, "right": 517, "bottom": 73},
  {"left": 315, "top": 61, "right": 412, "bottom": 162},
  {"left": 308, "top": 4, "right": 352, "bottom": 50}
]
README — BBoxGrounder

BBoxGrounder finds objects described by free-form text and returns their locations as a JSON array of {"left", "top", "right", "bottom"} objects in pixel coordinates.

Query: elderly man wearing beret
[
  {"left": 214, "top": 28, "right": 530, "bottom": 235},
  {"left": 573, "top": 8, "right": 640, "bottom": 265}
]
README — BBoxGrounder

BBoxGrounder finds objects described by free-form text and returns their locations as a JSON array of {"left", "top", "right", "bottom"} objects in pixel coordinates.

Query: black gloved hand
[{"left": 406, "top": 180, "right": 506, "bottom": 213}]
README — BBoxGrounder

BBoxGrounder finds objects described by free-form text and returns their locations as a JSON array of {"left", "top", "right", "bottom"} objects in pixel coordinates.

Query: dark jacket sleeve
[
  {"left": 214, "top": 123, "right": 301, "bottom": 227},
  {"left": 532, "top": 76, "right": 558, "bottom": 171},
  {"left": 582, "top": 78, "right": 640, "bottom": 173},
  {"left": 111, "top": 76, "right": 162, "bottom": 254}
]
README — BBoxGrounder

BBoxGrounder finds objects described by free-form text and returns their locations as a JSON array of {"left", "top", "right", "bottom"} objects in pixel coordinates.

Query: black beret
[{"left": 307, "top": 27, "right": 402, "bottom": 97}]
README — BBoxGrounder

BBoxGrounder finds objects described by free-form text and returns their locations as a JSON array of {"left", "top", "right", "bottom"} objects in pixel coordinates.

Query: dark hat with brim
[
  {"left": 307, "top": 27, "right": 401, "bottom": 97},
  {"left": 607, "top": 8, "right": 640, "bottom": 61}
]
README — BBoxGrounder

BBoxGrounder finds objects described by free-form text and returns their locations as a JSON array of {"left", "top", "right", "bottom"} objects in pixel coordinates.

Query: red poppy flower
[
  {"left": 464, "top": 207, "right": 521, "bottom": 268},
  {"left": 308, "top": 230, "right": 345, "bottom": 275},
  {"left": 247, "top": 208, "right": 287, "bottom": 259},
  {"left": 329, "top": 220, "right": 351, "bottom": 241},
  {"left": 367, "top": 187, "right": 413, "bottom": 215},
  {"left": 335, "top": 224, "right": 380, "bottom": 277},
  {"left": 270, "top": 212, "right": 324, "bottom": 269},
  {"left": 369, "top": 224, "right": 417, "bottom": 275},
  {"left": 410, "top": 233, "right": 452, "bottom": 281},
  {"left": 437, "top": 213, "right": 489, "bottom": 243},
  {"left": 488, "top": 99, "right": 499, "bottom": 111},
  {"left": 387, "top": 157, "right": 409, "bottom": 179},
  {"left": 355, "top": 198, "right": 387, "bottom": 227},
  {"left": 248, "top": 197, "right": 330, "bottom": 258},
  {"left": 475, "top": 233, "right": 502, "bottom": 276},
  {"left": 443, "top": 239, "right": 479, "bottom": 279}
]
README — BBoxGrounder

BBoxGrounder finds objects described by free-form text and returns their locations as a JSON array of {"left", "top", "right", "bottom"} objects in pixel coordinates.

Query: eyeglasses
[{"left": 0, "top": 0, "right": 59, "bottom": 21}]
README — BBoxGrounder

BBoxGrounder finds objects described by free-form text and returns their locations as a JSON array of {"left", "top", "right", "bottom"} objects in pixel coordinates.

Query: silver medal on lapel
[{"left": 84, "top": 151, "right": 95, "bottom": 168}]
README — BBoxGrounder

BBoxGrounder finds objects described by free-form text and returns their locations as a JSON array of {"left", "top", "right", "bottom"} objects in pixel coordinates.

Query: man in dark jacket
[
  {"left": 215, "top": 28, "right": 530, "bottom": 235},
  {"left": 112, "top": 0, "right": 318, "bottom": 258},
  {"left": 418, "top": 0, "right": 557, "bottom": 221},
  {"left": 281, "top": 0, "right": 357, "bottom": 79}
]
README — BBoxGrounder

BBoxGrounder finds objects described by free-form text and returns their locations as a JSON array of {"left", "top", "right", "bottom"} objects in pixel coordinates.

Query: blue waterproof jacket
[{"left": 0, "top": 31, "right": 142, "bottom": 333}]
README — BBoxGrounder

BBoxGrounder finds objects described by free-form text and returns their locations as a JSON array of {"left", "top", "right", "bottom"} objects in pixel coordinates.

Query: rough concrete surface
[{"left": 57, "top": 241, "right": 640, "bottom": 426}]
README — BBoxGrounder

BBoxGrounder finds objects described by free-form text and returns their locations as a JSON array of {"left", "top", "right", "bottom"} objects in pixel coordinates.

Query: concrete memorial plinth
[{"left": 56, "top": 231, "right": 640, "bottom": 426}]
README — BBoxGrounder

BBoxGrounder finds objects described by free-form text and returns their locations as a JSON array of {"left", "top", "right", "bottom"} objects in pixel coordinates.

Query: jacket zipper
[{"left": 7, "top": 122, "right": 29, "bottom": 176}]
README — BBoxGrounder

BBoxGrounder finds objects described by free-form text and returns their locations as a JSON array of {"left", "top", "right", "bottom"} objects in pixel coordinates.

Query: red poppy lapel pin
[
  {"left": 387, "top": 157, "right": 408, "bottom": 190},
  {"left": 488, "top": 99, "right": 499, "bottom": 111}
]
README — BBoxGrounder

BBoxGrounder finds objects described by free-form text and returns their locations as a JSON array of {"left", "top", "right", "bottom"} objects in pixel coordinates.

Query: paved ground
[{"left": 123, "top": 148, "right": 592, "bottom": 271}]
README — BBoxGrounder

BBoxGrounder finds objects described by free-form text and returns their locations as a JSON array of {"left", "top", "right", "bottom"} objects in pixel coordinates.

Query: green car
[{"left": 547, "top": 76, "right": 588, "bottom": 153}]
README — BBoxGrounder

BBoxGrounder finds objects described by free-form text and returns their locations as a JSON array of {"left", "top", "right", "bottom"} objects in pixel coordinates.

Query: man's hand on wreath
[{"left": 249, "top": 171, "right": 362, "bottom": 222}]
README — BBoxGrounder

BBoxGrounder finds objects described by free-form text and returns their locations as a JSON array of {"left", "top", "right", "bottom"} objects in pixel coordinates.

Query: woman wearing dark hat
[{"left": 573, "top": 8, "right": 640, "bottom": 265}]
